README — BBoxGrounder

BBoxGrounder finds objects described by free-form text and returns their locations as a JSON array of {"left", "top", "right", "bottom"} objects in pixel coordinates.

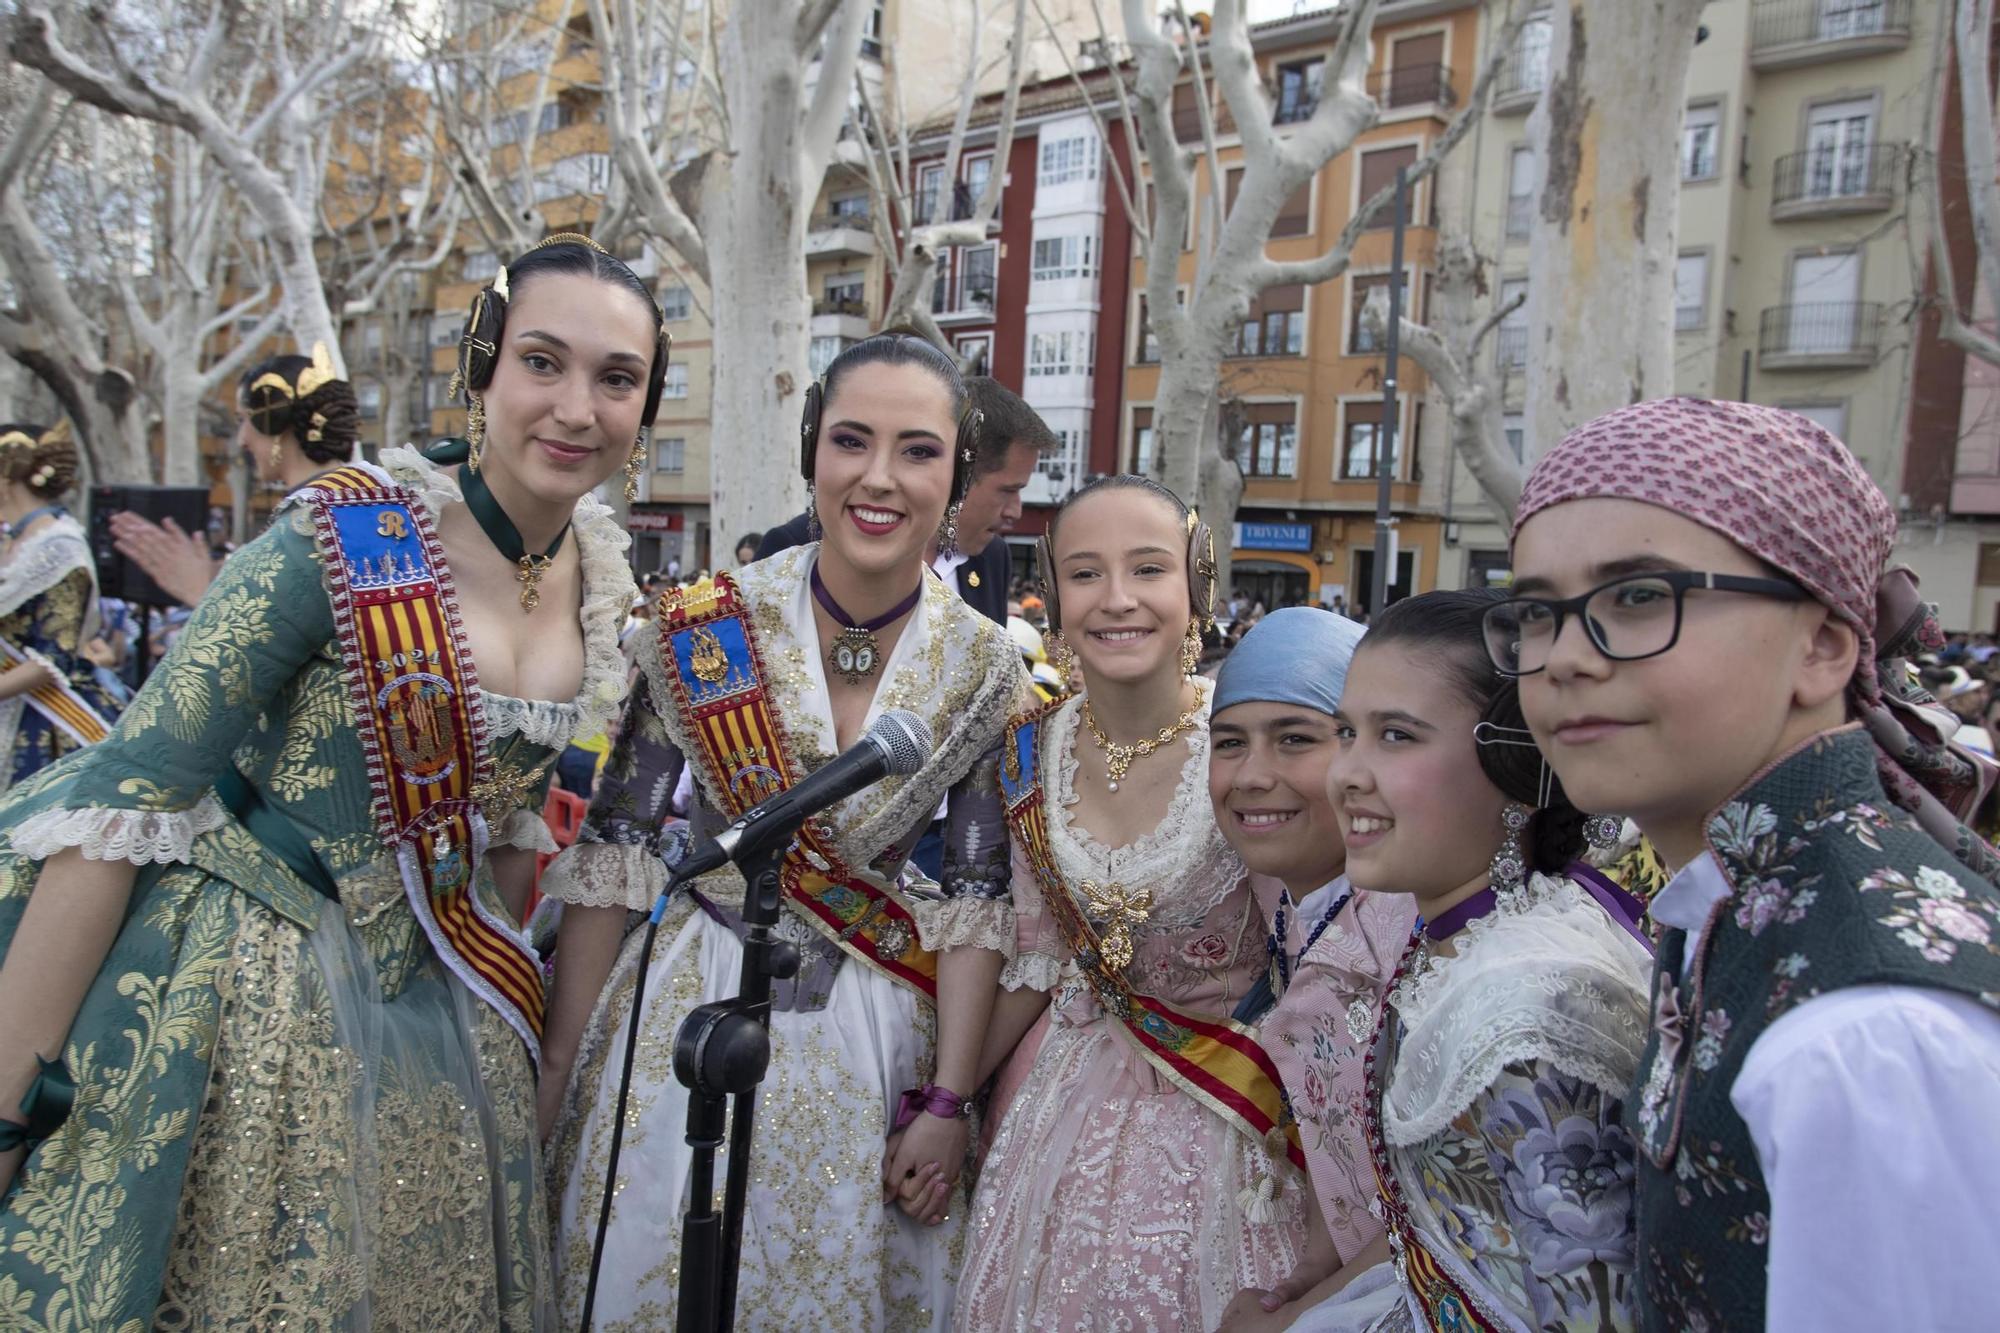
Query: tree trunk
[
  {"left": 159, "top": 355, "right": 204, "bottom": 486},
  {"left": 1524, "top": 0, "right": 1704, "bottom": 445},
  {"left": 701, "top": 0, "right": 863, "bottom": 545},
  {"left": 0, "top": 194, "right": 150, "bottom": 482}
]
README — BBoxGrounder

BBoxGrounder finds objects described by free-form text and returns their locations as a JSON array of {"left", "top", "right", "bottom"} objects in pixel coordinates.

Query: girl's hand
[{"left": 881, "top": 1113, "right": 969, "bottom": 1225}]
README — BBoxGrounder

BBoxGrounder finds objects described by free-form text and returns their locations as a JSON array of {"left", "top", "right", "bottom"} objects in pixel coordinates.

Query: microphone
[{"left": 660, "top": 709, "right": 934, "bottom": 900}]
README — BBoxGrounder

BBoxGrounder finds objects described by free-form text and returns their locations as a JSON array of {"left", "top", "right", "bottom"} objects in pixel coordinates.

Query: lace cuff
[
  {"left": 494, "top": 806, "right": 559, "bottom": 855},
  {"left": 909, "top": 894, "right": 1014, "bottom": 954},
  {"left": 538, "top": 840, "right": 663, "bottom": 911},
  {"left": 7, "top": 795, "right": 229, "bottom": 865},
  {"left": 999, "top": 949, "right": 1065, "bottom": 993}
]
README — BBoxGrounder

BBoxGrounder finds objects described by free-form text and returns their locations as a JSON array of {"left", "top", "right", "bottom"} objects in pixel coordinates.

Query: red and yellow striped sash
[
  {"left": 998, "top": 702, "right": 1304, "bottom": 1171},
  {"left": 654, "top": 576, "right": 938, "bottom": 1000},
  {"left": 0, "top": 638, "right": 110, "bottom": 745},
  {"left": 306, "top": 466, "right": 545, "bottom": 1055}
]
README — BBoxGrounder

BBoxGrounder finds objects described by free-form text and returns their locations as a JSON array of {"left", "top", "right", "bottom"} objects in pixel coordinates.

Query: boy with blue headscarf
[{"left": 1208, "top": 608, "right": 1419, "bottom": 1320}]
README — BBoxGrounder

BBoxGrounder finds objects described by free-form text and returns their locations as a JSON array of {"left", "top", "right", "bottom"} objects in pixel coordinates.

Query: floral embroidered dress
[
  {"left": 541, "top": 542, "right": 1027, "bottom": 1332},
  {"left": 0, "top": 448, "right": 633, "bottom": 1330},
  {"left": 1291, "top": 873, "right": 1652, "bottom": 1333},
  {"left": 1254, "top": 878, "right": 1419, "bottom": 1266},
  {"left": 955, "top": 682, "right": 1308, "bottom": 1332},
  {"left": 0, "top": 511, "right": 122, "bottom": 792}
]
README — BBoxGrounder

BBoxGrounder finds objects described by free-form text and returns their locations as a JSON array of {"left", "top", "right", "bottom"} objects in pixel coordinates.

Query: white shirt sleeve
[{"left": 1733, "top": 985, "right": 2000, "bottom": 1333}]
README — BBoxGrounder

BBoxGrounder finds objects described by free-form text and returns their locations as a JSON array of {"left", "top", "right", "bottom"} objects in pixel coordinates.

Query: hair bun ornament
[
  {"left": 30, "top": 464, "right": 54, "bottom": 488},
  {"left": 38, "top": 419, "right": 73, "bottom": 449},
  {"left": 306, "top": 409, "right": 327, "bottom": 443},
  {"left": 296, "top": 342, "right": 337, "bottom": 398}
]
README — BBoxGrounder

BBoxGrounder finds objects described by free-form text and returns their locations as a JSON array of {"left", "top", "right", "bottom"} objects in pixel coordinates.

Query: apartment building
[
  {"left": 1448, "top": 0, "right": 2000, "bottom": 627},
  {"left": 899, "top": 68, "right": 1139, "bottom": 565},
  {"left": 1123, "top": 1, "right": 1482, "bottom": 614}
]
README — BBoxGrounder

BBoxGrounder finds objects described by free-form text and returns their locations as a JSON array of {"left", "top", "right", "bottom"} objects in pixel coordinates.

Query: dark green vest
[{"left": 1629, "top": 727, "right": 2000, "bottom": 1331}]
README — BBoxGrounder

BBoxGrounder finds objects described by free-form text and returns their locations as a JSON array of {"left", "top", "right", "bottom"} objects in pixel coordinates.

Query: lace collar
[
  {"left": 1380, "top": 871, "right": 1653, "bottom": 1146},
  {"left": 376, "top": 445, "right": 634, "bottom": 747},
  {"left": 0, "top": 512, "right": 94, "bottom": 626}
]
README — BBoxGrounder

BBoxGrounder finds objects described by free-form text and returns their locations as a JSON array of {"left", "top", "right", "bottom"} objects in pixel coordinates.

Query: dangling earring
[
  {"left": 1583, "top": 814, "right": 1624, "bottom": 852},
  {"left": 807, "top": 480, "right": 821, "bottom": 540},
  {"left": 465, "top": 394, "right": 487, "bottom": 472},
  {"left": 1051, "top": 634, "right": 1079, "bottom": 691},
  {"left": 938, "top": 501, "right": 961, "bottom": 557},
  {"left": 268, "top": 438, "right": 285, "bottom": 475},
  {"left": 1490, "top": 802, "right": 1531, "bottom": 894},
  {"left": 1180, "top": 620, "right": 1202, "bottom": 675},
  {"left": 625, "top": 432, "right": 647, "bottom": 502}
]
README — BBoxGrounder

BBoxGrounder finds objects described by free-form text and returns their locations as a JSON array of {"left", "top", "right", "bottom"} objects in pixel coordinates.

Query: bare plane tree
[
  {"left": 12, "top": 1, "right": 378, "bottom": 373},
  {"left": 0, "top": 85, "right": 151, "bottom": 481},
  {"left": 1116, "top": 0, "right": 1525, "bottom": 588},
  {"left": 586, "top": 0, "right": 870, "bottom": 542}
]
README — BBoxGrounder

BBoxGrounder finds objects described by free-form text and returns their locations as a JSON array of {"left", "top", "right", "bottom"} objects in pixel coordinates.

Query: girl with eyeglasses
[{"left": 1506, "top": 396, "right": 2000, "bottom": 1332}]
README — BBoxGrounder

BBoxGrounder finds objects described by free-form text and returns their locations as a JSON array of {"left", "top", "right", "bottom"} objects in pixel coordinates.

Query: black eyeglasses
[{"left": 1482, "top": 571, "right": 1810, "bottom": 677}]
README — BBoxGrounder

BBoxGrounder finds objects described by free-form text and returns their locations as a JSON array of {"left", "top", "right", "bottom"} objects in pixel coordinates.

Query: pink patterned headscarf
[{"left": 1514, "top": 396, "right": 1999, "bottom": 879}]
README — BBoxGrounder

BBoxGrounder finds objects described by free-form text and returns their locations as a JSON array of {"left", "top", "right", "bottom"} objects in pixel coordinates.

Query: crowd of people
[{"left": 0, "top": 234, "right": 1994, "bottom": 1332}]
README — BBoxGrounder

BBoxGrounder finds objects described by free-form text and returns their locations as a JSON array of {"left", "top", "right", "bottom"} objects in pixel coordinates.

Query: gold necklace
[{"left": 1080, "top": 696, "right": 1202, "bottom": 793}]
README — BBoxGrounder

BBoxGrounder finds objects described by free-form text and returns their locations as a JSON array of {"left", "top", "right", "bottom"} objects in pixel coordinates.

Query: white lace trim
[
  {"left": 538, "top": 840, "right": 664, "bottom": 911},
  {"left": 999, "top": 949, "right": 1065, "bottom": 993},
  {"left": 7, "top": 794, "right": 229, "bottom": 865},
  {"left": 1381, "top": 872, "right": 1653, "bottom": 1147},
  {"left": 379, "top": 446, "right": 635, "bottom": 748},
  {"left": 494, "top": 806, "right": 559, "bottom": 855},
  {"left": 1044, "top": 682, "right": 1245, "bottom": 929},
  {"left": 908, "top": 895, "right": 1014, "bottom": 954},
  {"left": 0, "top": 514, "right": 98, "bottom": 638}
]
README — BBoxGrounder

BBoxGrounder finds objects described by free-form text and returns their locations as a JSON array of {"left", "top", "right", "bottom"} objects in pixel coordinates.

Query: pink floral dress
[{"left": 955, "top": 687, "right": 1307, "bottom": 1331}]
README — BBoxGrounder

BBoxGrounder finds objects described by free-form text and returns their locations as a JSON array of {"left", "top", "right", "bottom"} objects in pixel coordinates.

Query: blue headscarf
[{"left": 1212, "top": 606, "right": 1366, "bottom": 718}]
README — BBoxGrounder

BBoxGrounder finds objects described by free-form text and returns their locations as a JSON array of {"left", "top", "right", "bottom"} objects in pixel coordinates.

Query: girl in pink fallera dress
[{"left": 946, "top": 477, "right": 1307, "bottom": 1331}]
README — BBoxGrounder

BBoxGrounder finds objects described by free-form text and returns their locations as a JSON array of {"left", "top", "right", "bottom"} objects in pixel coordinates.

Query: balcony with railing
[
  {"left": 1758, "top": 301, "right": 1881, "bottom": 369},
  {"left": 1750, "top": 0, "right": 1911, "bottom": 69},
  {"left": 1493, "top": 31, "right": 1550, "bottom": 115},
  {"left": 1769, "top": 142, "right": 1898, "bottom": 220},
  {"left": 806, "top": 208, "right": 876, "bottom": 259},
  {"left": 810, "top": 295, "right": 872, "bottom": 341},
  {"left": 1367, "top": 63, "right": 1456, "bottom": 114}
]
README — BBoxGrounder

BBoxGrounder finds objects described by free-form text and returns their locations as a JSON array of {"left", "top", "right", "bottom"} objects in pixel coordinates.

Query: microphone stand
[{"left": 673, "top": 838, "right": 799, "bottom": 1333}]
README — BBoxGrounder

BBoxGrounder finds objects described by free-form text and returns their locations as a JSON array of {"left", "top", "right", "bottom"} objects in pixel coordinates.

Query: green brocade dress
[{"left": 0, "top": 449, "right": 633, "bottom": 1331}]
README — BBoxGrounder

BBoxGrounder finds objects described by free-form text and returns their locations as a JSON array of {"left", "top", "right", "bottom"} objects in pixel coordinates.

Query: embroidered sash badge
[
  {"left": 308, "top": 467, "right": 546, "bottom": 1058},
  {"left": 655, "top": 576, "right": 939, "bottom": 999}
]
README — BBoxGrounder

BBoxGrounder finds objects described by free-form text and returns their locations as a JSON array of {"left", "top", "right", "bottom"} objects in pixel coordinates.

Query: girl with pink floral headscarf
[{"left": 1506, "top": 396, "right": 2000, "bottom": 1333}]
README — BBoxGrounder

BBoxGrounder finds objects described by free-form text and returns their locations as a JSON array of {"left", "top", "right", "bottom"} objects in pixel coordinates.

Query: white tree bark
[
  {"left": 0, "top": 89, "right": 150, "bottom": 481},
  {"left": 1925, "top": 0, "right": 2000, "bottom": 365},
  {"left": 696, "top": 0, "right": 869, "bottom": 546},
  {"left": 1521, "top": 0, "right": 1706, "bottom": 444},
  {"left": 12, "top": 3, "right": 368, "bottom": 372},
  {"left": 1119, "top": 0, "right": 1524, "bottom": 589}
]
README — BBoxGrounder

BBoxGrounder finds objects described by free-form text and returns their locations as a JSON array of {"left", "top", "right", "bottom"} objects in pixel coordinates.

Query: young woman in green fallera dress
[{"left": 0, "top": 236, "right": 663, "bottom": 1329}]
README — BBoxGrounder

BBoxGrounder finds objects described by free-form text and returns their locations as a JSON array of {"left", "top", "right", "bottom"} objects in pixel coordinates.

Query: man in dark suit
[{"left": 754, "top": 376, "right": 1055, "bottom": 626}]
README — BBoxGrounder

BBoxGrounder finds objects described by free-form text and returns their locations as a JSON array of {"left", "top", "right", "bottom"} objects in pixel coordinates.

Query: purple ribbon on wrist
[{"left": 890, "top": 1084, "right": 968, "bottom": 1133}]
